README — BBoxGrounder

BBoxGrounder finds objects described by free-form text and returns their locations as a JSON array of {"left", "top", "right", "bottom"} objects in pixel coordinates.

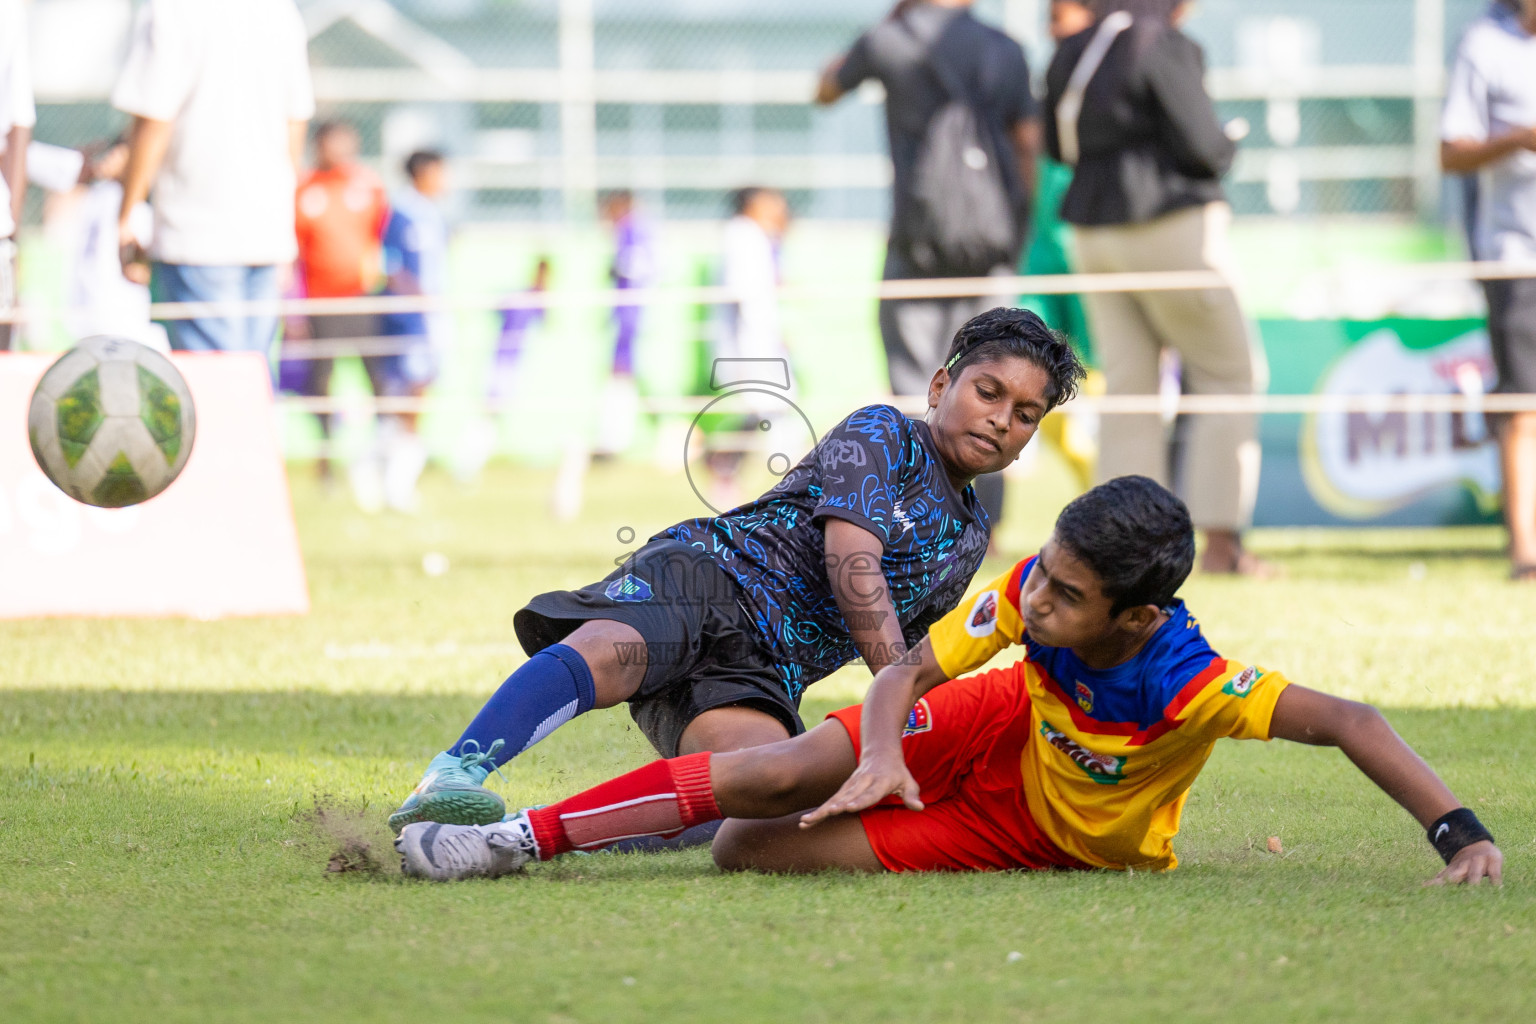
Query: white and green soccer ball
[{"left": 27, "top": 336, "right": 196, "bottom": 508}]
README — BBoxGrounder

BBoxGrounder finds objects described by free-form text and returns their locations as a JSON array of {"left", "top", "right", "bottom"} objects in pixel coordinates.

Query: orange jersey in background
[{"left": 294, "top": 164, "right": 388, "bottom": 298}]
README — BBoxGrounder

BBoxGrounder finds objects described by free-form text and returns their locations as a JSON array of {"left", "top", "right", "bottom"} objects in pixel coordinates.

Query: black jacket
[{"left": 1044, "top": 19, "right": 1234, "bottom": 226}]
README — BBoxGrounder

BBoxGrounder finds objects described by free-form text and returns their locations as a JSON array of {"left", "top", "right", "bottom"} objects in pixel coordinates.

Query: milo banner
[{"left": 1254, "top": 318, "right": 1501, "bottom": 527}]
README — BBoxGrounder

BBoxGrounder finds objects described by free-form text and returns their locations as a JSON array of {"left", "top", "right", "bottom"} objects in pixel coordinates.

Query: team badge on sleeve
[
  {"left": 1222, "top": 665, "right": 1262, "bottom": 698},
  {"left": 605, "top": 574, "right": 654, "bottom": 602},
  {"left": 965, "top": 590, "right": 999, "bottom": 637},
  {"left": 902, "top": 698, "right": 934, "bottom": 737}
]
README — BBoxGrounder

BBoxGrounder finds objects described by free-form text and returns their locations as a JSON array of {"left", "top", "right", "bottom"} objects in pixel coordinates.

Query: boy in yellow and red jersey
[{"left": 396, "top": 477, "right": 1503, "bottom": 886}]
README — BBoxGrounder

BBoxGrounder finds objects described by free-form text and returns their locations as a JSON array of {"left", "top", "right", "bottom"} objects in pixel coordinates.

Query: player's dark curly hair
[
  {"left": 1054, "top": 475, "right": 1195, "bottom": 615},
  {"left": 942, "top": 307, "right": 1087, "bottom": 413}
]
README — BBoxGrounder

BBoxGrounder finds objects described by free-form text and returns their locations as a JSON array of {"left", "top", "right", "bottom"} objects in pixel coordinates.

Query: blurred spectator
[
  {"left": 717, "top": 187, "right": 790, "bottom": 366},
  {"left": 595, "top": 189, "right": 656, "bottom": 457},
  {"left": 1442, "top": 0, "right": 1536, "bottom": 580},
  {"left": 371, "top": 149, "right": 451, "bottom": 511},
  {"left": 491, "top": 257, "right": 551, "bottom": 402},
  {"left": 454, "top": 257, "right": 552, "bottom": 484},
  {"left": 1017, "top": 0, "right": 1098, "bottom": 492},
  {"left": 707, "top": 186, "right": 793, "bottom": 506},
  {"left": 816, "top": 0, "right": 1038, "bottom": 530},
  {"left": 1050, "top": 0, "right": 1097, "bottom": 39},
  {"left": 112, "top": 0, "right": 313, "bottom": 353},
  {"left": 382, "top": 151, "right": 450, "bottom": 391},
  {"left": 1019, "top": 0, "right": 1095, "bottom": 367},
  {"left": 65, "top": 138, "right": 167, "bottom": 350},
  {"left": 293, "top": 120, "right": 389, "bottom": 497},
  {"left": 0, "top": 0, "right": 34, "bottom": 351},
  {"left": 1044, "top": 0, "right": 1267, "bottom": 575}
]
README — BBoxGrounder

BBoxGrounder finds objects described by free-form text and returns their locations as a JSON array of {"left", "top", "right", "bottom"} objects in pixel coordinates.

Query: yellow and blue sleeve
[
  {"left": 1171, "top": 661, "right": 1294, "bottom": 742},
  {"left": 926, "top": 559, "right": 1031, "bottom": 679}
]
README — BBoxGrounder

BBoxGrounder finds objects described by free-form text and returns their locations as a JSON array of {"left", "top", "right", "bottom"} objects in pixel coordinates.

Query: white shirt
[
  {"left": 1442, "top": 3, "right": 1536, "bottom": 261},
  {"left": 717, "top": 215, "right": 785, "bottom": 363},
  {"left": 67, "top": 180, "right": 165, "bottom": 348},
  {"left": 111, "top": 0, "right": 315, "bottom": 266},
  {"left": 0, "top": 0, "right": 37, "bottom": 239}
]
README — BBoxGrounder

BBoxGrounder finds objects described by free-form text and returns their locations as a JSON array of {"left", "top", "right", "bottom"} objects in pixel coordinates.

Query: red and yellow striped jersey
[{"left": 926, "top": 557, "right": 1292, "bottom": 871}]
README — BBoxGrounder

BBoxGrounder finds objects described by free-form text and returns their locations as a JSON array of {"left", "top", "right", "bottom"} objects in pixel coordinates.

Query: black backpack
[{"left": 903, "top": 26, "right": 1028, "bottom": 278}]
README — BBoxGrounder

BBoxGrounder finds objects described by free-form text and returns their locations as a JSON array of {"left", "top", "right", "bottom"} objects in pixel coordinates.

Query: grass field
[{"left": 2, "top": 461, "right": 1533, "bottom": 1024}]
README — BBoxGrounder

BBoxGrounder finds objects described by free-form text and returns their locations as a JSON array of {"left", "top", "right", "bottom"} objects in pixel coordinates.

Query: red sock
[{"left": 526, "top": 751, "right": 720, "bottom": 859}]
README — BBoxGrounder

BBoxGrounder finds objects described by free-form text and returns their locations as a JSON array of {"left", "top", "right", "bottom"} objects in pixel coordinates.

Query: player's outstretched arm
[
  {"left": 1268, "top": 685, "right": 1503, "bottom": 886},
  {"left": 800, "top": 636, "right": 950, "bottom": 828}
]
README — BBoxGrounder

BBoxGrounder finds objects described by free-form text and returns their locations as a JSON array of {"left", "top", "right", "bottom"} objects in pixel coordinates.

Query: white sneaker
[
  {"left": 594, "top": 374, "right": 640, "bottom": 456},
  {"left": 383, "top": 431, "right": 427, "bottom": 513},
  {"left": 349, "top": 448, "right": 385, "bottom": 515},
  {"left": 395, "top": 814, "right": 539, "bottom": 881}
]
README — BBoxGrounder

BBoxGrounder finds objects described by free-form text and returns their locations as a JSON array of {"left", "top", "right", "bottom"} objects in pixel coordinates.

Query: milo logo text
[{"left": 1040, "top": 720, "right": 1124, "bottom": 785}]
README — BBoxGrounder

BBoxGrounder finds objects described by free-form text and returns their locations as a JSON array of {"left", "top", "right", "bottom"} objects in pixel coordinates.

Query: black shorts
[
  {"left": 1484, "top": 278, "right": 1536, "bottom": 397},
  {"left": 512, "top": 539, "right": 803, "bottom": 757}
]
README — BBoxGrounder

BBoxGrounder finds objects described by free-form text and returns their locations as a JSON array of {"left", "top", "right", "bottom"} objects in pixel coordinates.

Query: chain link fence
[{"left": 23, "top": 0, "right": 1496, "bottom": 225}]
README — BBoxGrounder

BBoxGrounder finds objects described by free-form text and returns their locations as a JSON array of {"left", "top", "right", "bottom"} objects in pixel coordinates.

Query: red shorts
[{"left": 827, "top": 665, "right": 1088, "bottom": 873}]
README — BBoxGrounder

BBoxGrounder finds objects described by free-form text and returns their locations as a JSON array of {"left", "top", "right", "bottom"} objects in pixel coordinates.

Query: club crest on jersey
[
  {"left": 902, "top": 698, "right": 933, "bottom": 736},
  {"left": 1223, "top": 665, "right": 1262, "bottom": 698},
  {"left": 604, "top": 574, "right": 654, "bottom": 602},
  {"left": 965, "top": 589, "right": 999, "bottom": 638},
  {"left": 1074, "top": 681, "right": 1094, "bottom": 713},
  {"left": 1040, "top": 720, "right": 1125, "bottom": 784}
]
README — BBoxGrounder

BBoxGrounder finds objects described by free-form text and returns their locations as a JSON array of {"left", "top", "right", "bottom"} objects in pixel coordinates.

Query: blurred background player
[
  {"left": 1441, "top": 0, "right": 1536, "bottom": 580},
  {"left": 112, "top": 0, "right": 313, "bottom": 354},
  {"left": 293, "top": 120, "right": 389, "bottom": 502},
  {"left": 0, "top": 0, "right": 33, "bottom": 351},
  {"left": 1018, "top": 0, "right": 1094, "bottom": 367},
  {"left": 1016, "top": 0, "right": 1099, "bottom": 492},
  {"left": 491, "top": 256, "right": 551, "bottom": 401},
  {"left": 373, "top": 148, "right": 452, "bottom": 512},
  {"left": 816, "top": 0, "right": 1039, "bottom": 538},
  {"left": 1045, "top": 0, "right": 1268, "bottom": 575},
  {"left": 705, "top": 186, "right": 793, "bottom": 509},
  {"left": 64, "top": 137, "right": 166, "bottom": 350},
  {"left": 594, "top": 189, "right": 656, "bottom": 458},
  {"left": 455, "top": 256, "right": 552, "bottom": 484}
]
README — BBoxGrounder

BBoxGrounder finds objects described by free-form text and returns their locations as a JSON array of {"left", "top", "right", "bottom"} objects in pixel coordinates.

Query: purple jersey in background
[{"left": 610, "top": 212, "right": 655, "bottom": 375}]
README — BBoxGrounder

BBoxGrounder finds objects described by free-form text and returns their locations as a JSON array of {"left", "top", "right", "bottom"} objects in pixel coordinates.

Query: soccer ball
[{"left": 27, "top": 336, "right": 196, "bottom": 508}]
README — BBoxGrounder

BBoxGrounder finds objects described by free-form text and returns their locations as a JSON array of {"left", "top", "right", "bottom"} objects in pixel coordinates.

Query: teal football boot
[{"left": 388, "top": 739, "right": 507, "bottom": 835}]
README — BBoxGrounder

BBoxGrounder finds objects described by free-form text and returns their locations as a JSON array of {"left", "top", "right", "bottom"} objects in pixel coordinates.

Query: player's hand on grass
[
  {"left": 1426, "top": 840, "right": 1503, "bottom": 887},
  {"left": 800, "top": 751, "right": 921, "bottom": 828}
]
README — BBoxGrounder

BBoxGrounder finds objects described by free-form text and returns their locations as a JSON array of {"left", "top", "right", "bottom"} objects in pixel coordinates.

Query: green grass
[{"left": 2, "top": 464, "right": 1534, "bottom": 1024}]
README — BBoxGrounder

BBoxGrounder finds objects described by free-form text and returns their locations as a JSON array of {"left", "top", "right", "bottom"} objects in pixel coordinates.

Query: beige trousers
[{"left": 1074, "top": 202, "right": 1266, "bottom": 531}]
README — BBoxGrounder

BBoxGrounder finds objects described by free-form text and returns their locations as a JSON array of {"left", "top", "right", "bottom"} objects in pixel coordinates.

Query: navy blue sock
[
  {"left": 449, "top": 644, "right": 597, "bottom": 767},
  {"left": 604, "top": 819, "right": 723, "bottom": 855}
]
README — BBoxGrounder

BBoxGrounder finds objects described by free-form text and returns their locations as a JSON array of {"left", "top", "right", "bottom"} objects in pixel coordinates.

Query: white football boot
[{"left": 395, "top": 813, "right": 539, "bottom": 881}]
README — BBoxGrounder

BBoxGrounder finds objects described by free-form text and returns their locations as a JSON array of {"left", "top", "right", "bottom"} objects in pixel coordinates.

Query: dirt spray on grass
[{"left": 298, "top": 796, "right": 395, "bottom": 877}]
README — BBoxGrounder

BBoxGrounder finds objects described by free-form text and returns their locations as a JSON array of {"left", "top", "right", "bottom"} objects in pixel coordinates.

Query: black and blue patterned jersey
[{"left": 658, "top": 404, "right": 990, "bottom": 700}]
